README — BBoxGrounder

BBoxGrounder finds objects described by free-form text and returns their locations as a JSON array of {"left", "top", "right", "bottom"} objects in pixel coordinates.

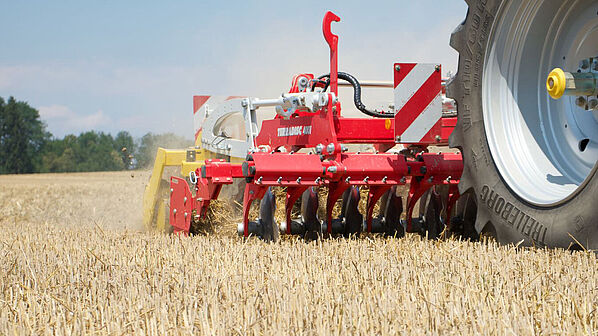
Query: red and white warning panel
[{"left": 393, "top": 63, "right": 443, "bottom": 144}]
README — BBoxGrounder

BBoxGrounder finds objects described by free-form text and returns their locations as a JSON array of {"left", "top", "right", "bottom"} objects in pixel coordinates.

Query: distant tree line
[{"left": 0, "top": 96, "right": 191, "bottom": 174}]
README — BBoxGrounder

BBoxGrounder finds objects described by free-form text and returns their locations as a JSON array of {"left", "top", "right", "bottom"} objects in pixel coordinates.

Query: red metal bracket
[
  {"left": 323, "top": 11, "right": 340, "bottom": 96},
  {"left": 285, "top": 186, "right": 309, "bottom": 234},
  {"left": 406, "top": 177, "right": 433, "bottom": 232},
  {"left": 242, "top": 183, "right": 268, "bottom": 237},
  {"left": 405, "top": 153, "right": 463, "bottom": 231},
  {"left": 289, "top": 73, "right": 315, "bottom": 94},
  {"left": 175, "top": 12, "right": 467, "bottom": 239},
  {"left": 170, "top": 176, "right": 193, "bottom": 234}
]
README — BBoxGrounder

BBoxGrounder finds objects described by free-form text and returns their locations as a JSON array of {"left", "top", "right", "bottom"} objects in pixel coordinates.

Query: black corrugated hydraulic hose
[{"left": 313, "top": 72, "right": 394, "bottom": 118}]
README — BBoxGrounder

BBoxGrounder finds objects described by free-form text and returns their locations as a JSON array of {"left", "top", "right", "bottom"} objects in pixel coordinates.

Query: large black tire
[{"left": 448, "top": 0, "right": 598, "bottom": 249}]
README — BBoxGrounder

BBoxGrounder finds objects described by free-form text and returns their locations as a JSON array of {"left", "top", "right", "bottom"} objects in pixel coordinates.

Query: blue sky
[{"left": 0, "top": 0, "right": 467, "bottom": 138}]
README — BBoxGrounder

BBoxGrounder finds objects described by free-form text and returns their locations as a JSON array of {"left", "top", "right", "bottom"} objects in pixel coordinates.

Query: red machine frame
[{"left": 170, "top": 11, "right": 463, "bottom": 237}]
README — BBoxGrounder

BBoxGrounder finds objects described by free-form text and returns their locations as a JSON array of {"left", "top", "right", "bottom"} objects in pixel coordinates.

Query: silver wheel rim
[{"left": 483, "top": 0, "right": 598, "bottom": 206}]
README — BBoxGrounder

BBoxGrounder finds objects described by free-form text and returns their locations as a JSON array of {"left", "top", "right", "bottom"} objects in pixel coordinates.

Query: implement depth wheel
[{"left": 449, "top": 0, "right": 598, "bottom": 249}]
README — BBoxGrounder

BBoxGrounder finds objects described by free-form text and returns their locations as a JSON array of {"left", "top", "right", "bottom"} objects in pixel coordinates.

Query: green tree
[
  {"left": 0, "top": 96, "right": 51, "bottom": 174},
  {"left": 40, "top": 132, "right": 125, "bottom": 173},
  {"left": 74, "top": 131, "right": 124, "bottom": 172},
  {"left": 0, "top": 98, "right": 191, "bottom": 174}
]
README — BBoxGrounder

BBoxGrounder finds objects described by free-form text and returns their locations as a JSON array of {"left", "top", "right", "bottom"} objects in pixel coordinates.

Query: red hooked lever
[{"left": 323, "top": 11, "right": 340, "bottom": 96}]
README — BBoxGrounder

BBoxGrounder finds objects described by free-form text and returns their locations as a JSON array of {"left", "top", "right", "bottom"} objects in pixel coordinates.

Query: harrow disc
[
  {"left": 301, "top": 187, "right": 321, "bottom": 239},
  {"left": 259, "top": 187, "right": 279, "bottom": 242},
  {"left": 382, "top": 187, "right": 404, "bottom": 238},
  {"left": 342, "top": 186, "right": 362, "bottom": 237},
  {"left": 422, "top": 187, "right": 444, "bottom": 240}
]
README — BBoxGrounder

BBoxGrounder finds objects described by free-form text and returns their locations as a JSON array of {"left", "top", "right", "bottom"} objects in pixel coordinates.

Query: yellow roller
[{"left": 142, "top": 146, "right": 245, "bottom": 231}]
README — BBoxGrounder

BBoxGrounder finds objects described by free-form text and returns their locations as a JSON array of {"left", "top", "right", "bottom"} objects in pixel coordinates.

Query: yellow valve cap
[{"left": 547, "top": 68, "right": 566, "bottom": 100}]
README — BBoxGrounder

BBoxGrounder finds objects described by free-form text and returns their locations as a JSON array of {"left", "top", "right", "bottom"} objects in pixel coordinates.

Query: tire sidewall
[{"left": 450, "top": 0, "right": 598, "bottom": 249}]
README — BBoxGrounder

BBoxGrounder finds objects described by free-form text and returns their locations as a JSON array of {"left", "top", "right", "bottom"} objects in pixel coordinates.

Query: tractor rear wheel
[{"left": 449, "top": 0, "right": 598, "bottom": 249}]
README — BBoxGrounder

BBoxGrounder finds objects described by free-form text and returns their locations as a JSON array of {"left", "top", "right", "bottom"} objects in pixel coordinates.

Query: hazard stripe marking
[
  {"left": 394, "top": 63, "right": 417, "bottom": 89},
  {"left": 395, "top": 70, "right": 441, "bottom": 135},
  {"left": 399, "top": 93, "right": 442, "bottom": 141},
  {"left": 394, "top": 64, "right": 436, "bottom": 111},
  {"left": 393, "top": 63, "right": 442, "bottom": 143}
]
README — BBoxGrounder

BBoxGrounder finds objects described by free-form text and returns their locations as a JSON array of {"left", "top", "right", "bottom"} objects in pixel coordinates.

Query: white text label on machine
[{"left": 277, "top": 126, "right": 312, "bottom": 137}]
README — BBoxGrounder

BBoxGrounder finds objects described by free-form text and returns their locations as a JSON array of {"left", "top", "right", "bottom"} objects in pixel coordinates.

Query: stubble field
[{"left": 0, "top": 171, "right": 596, "bottom": 335}]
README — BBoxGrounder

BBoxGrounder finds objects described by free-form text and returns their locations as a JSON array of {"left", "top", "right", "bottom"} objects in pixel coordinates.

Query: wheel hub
[{"left": 483, "top": 0, "right": 598, "bottom": 206}]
